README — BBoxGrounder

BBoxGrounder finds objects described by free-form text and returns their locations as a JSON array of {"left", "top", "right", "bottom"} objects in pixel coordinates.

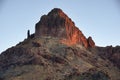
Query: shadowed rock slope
[{"left": 0, "top": 8, "right": 120, "bottom": 80}]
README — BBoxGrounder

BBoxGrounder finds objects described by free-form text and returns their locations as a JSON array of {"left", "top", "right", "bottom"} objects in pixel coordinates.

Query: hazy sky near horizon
[{"left": 0, "top": 0, "right": 120, "bottom": 53}]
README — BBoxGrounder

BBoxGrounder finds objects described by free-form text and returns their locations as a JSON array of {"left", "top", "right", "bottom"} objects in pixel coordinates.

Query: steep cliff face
[{"left": 35, "top": 8, "right": 95, "bottom": 48}]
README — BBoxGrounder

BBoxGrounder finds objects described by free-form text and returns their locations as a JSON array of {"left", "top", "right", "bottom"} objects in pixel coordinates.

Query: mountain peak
[
  {"left": 35, "top": 8, "right": 95, "bottom": 48},
  {"left": 47, "top": 8, "right": 68, "bottom": 18},
  {"left": 48, "top": 8, "right": 63, "bottom": 15}
]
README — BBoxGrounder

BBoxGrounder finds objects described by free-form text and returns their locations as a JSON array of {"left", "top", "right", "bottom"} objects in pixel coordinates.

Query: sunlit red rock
[{"left": 35, "top": 8, "right": 95, "bottom": 48}]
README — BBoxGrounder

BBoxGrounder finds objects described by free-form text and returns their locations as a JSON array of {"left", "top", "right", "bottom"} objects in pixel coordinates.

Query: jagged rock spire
[{"left": 27, "top": 30, "right": 30, "bottom": 38}]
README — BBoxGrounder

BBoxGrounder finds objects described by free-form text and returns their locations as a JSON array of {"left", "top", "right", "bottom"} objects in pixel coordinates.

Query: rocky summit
[
  {"left": 35, "top": 8, "right": 95, "bottom": 48},
  {"left": 0, "top": 8, "right": 120, "bottom": 80}
]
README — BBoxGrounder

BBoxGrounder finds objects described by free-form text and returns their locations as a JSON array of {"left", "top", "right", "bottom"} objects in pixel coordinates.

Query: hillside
[{"left": 0, "top": 8, "right": 120, "bottom": 80}]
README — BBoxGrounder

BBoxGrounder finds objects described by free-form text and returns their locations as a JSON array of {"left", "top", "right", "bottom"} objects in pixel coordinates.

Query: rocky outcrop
[
  {"left": 35, "top": 8, "right": 95, "bottom": 48},
  {"left": 87, "top": 36, "right": 95, "bottom": 47},
  {"left": 27, "top": 30, "right": 30, "bottom": 38}
]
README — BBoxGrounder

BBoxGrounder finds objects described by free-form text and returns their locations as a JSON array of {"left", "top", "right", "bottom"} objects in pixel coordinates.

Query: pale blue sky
[{"left": 0, "top": 0, "right": 120, "bottom": 53}]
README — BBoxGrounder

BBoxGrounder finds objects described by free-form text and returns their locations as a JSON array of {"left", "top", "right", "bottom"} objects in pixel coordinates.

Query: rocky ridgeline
[
  {"left": 97, "top": 46, "right": 120, "bottom": 69},
  {"left": 35, "top": 8, "right": 95, "bottom": 48}
]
